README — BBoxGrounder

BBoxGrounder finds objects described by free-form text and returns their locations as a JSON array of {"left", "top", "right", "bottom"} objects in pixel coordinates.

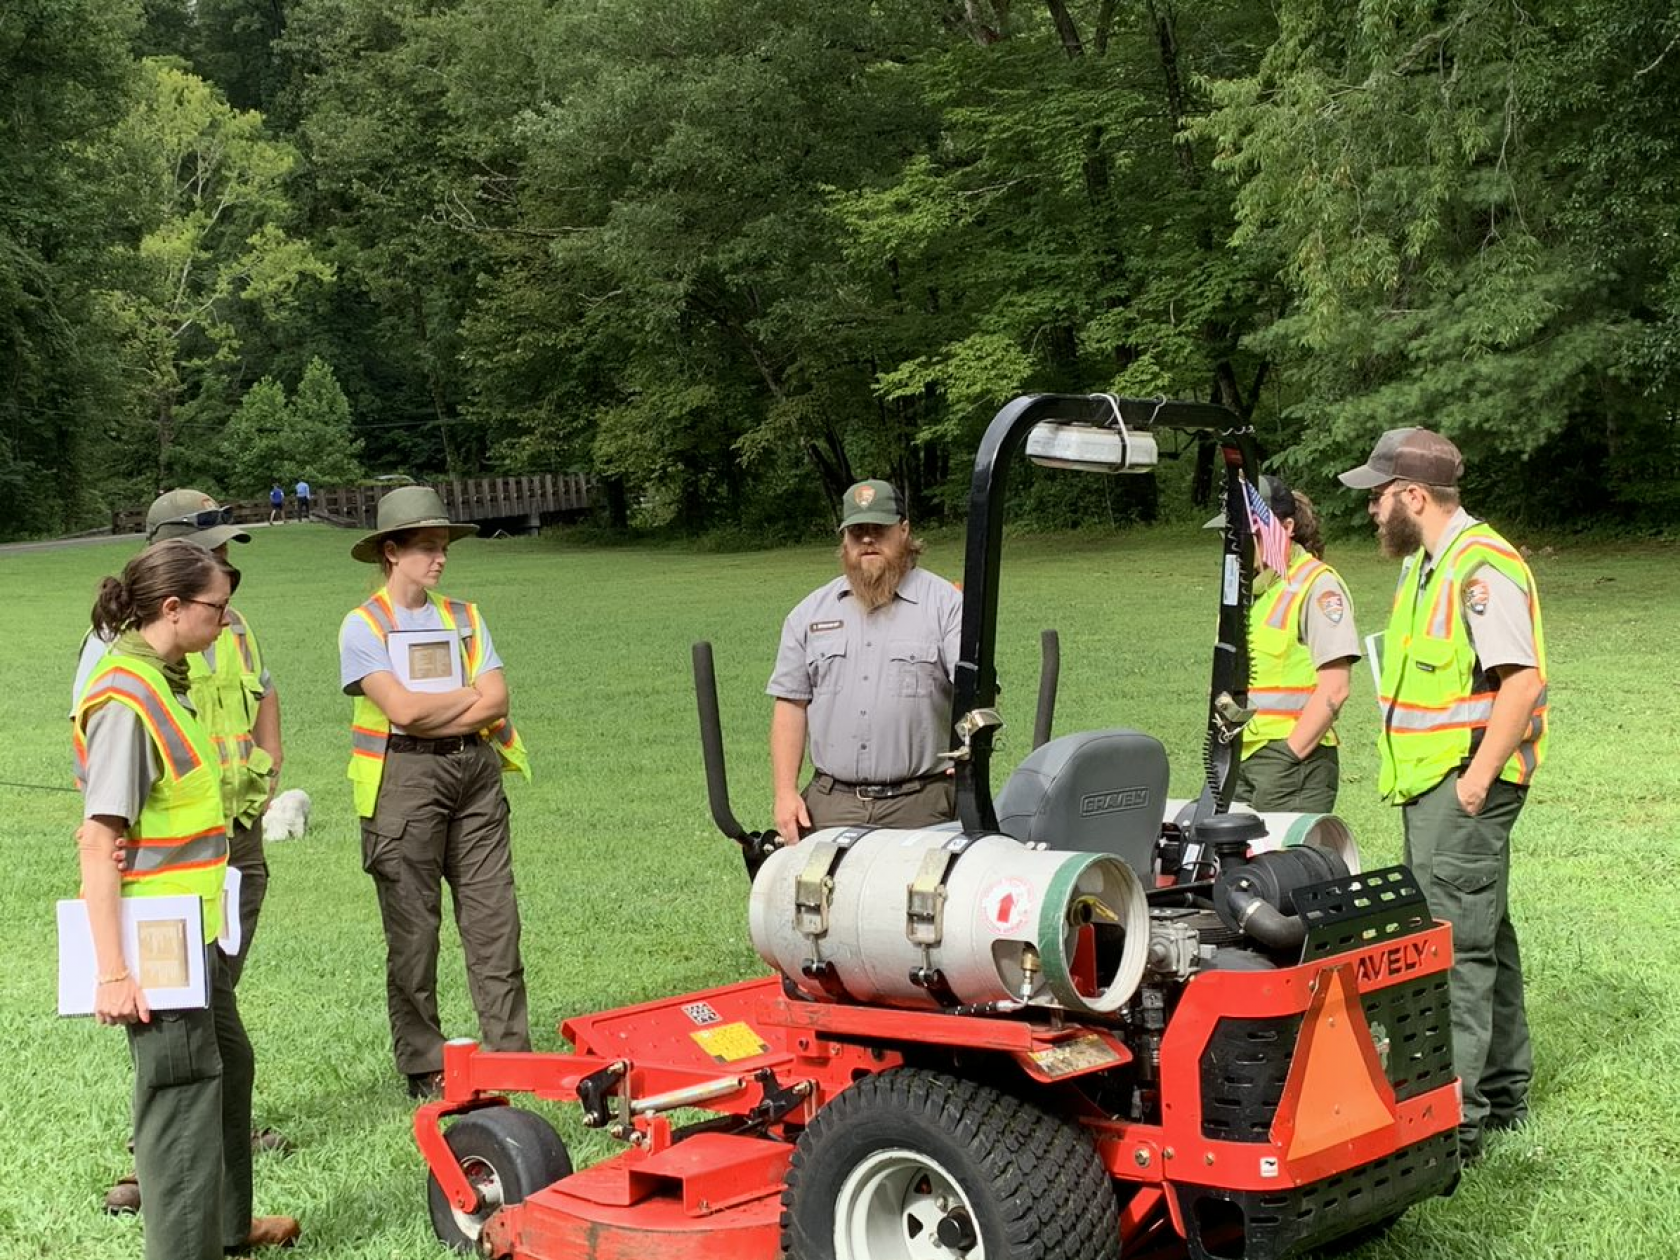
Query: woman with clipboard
[
  {"left": 73, "top": 539, "right": 299, "bottom": 1257},
  {"left": 338, "top": 487, "right": 533, "bottom": 1100}
]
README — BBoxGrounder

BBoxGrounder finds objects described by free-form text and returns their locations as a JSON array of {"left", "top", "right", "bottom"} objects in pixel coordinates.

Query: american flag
[{"left": 1244, "top": 478, "right": 1292, "bottom": 577}]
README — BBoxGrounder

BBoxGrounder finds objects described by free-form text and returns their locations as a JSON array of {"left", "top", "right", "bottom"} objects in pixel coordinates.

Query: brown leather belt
[{"left": 387, "top": 733, "right": 481, "bottom": 755}]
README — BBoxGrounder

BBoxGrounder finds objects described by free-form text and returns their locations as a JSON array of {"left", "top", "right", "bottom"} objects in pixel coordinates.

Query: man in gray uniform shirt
[{"left": 768, "top": 480, "right": 963, "bottom": 844}]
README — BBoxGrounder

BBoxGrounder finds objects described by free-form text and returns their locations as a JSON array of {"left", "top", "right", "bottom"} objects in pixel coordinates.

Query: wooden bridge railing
[{"left": 112, "top": 473, "right": 594, "bottom": 535}]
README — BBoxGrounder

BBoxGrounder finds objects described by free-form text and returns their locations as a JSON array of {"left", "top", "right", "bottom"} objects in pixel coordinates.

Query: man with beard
[
  {"left": 767, "top": 480, "right": 963, "bottom": 844},
  {"left": 1340, "top": 428, "right": 1548, "bottom": 1166}
]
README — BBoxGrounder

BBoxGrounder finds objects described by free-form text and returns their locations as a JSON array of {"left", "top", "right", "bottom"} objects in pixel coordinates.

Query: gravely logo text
[
  {"left": 1079, "top": 787, "right": 1150, "bottom": 817},
  {"left": 1355, "top": 939, "right": 1429, "bottom": 985}
]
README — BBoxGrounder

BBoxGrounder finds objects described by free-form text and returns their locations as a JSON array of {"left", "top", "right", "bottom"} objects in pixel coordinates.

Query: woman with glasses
[
  {"left": 337, "top": 486, "right": 532, "bottom": 1100},
  {"left": 72, "top": 539, "right": 299, "bottom": 1258}
]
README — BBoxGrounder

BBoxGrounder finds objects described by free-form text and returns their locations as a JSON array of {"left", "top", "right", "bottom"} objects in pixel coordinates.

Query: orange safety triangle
[{"left": 1271, "top": 963, "right": 1397, "bottom": 1164}]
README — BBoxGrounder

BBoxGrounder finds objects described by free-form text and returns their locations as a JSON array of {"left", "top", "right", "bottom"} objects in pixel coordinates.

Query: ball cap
[
  {"left": 1338, "top": 427, "right": 1463, "bottom": 490},
  {"left": 351, "top": 485, "right": 478, "bottom": 563},
  {"left": 837, "top": 479, "right": 906, "bottom": 531},
  {"left": 146, "top": 489, "right": 251, "bottom": 550}
]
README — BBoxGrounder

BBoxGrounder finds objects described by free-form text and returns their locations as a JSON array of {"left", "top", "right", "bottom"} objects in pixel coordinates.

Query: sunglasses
[{"left": 151, "top": 506, "right": 234, "bottom": 539}]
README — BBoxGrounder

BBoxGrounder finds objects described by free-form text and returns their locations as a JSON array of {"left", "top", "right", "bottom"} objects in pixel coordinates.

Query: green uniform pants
[
  {"left": 1402, "top": 770, "right": 1532, "bottom": 1144},
  {"left": 222, "top": 816, "right": 268, "bottom": 987},
  {"left": 361, "top": 741, "right": 530, "bottom": 1076},
  {"left": 803, "top": 773, "right": 956, "bottom": 832},
  {"left": 128, "top": 948, "right": 253, "bottom": 1260},
  {"left": 1236, "top": 741, "right": 1340, "bottom": 814}
]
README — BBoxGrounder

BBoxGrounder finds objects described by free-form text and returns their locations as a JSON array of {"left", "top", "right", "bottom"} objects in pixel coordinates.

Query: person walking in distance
[
  {"left": 767, "top": 480, "right": 962, "bottom": 844},
  {"left": 1340, "top": 427, "right": 1548, "bottom": 1165},
  {"left": 268, "top": 484, "right": 284, "bottom": 525},
  {"left": 338, "top": 486, "right": 532, "bottom": 1099},
  {"left": 293, "top": 479, "right": 311, "bottom": 522}
]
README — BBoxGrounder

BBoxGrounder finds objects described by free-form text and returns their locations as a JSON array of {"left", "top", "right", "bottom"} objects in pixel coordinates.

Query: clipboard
[{"left": 57, "top": 895, "right": 208, "bottom": 1016}]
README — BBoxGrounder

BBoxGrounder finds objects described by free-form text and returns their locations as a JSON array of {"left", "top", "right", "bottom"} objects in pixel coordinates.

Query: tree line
[{"left": 3, "top": 0, "right": 1675, "bottom": 541}]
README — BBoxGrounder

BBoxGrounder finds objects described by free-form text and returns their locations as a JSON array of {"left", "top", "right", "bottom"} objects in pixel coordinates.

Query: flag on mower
[{"left": 1244, "top": 477, "right": 1292, "bottom": 577}]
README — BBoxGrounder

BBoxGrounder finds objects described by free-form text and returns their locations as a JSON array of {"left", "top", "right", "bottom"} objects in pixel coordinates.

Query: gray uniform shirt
[
  {"left": 1421, "top": 509, "right": 1538, "bottom": 670},
  {"left": 81, "top": 700, "right": 163, "bottom": 824},
  {"left": 339, "top": 599, "right": 504, "bottom": 695},
  {"left": 767, "top": 565, "right": 963, "bottom": 783},
  {"left": 1300, "top": 569, "right": 1362, "bottom": 667}
]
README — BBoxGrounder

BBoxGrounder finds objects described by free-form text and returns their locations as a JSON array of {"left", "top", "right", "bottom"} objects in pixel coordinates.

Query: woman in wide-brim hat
[{"left": 336, "top": 485, "right": 534, "bottom": 1098}]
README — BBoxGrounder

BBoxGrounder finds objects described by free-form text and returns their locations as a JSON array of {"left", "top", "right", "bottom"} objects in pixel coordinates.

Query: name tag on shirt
[{"left": 809, "top": 620, "right": 844, "bottom": 633}]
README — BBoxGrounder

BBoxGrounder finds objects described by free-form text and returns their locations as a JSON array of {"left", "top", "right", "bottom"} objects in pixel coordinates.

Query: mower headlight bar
[{"left": 1025, "top": 421, "right": 1160, "bottom": 475}]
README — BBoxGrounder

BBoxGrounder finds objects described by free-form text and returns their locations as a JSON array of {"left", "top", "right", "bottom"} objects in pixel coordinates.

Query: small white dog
[{"left": 264, "top": 788, "right": 312, "bottom": 841}]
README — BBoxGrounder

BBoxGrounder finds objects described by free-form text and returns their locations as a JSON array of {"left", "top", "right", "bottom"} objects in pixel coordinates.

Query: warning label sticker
[
  {"left": 691, "top": 1022, "right": 771, "bottom": 1064},
  {"left": 982, "top": 878, "right": 1033, "bottom": 935},
  {"left": 1028, "top": 1035, "right": 1122, "bottom": 1078}
]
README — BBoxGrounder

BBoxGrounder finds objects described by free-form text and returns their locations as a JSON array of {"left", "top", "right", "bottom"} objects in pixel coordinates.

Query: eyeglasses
[
  {"left": 150, "top": 506, "right": 234, "bottom": 539},
  {"left": 1368, "top": 483, "right": 1407, "bottom": 506},
  {"left": 185, "top": 598, "right": 231, "bottom": 617}
]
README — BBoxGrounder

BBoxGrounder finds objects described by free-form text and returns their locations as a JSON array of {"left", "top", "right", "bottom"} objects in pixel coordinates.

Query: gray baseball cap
[
  {"left": 146, "top": 489, "right": 251, "bottom": 550},
  {"left": 1338, "top": 427, "right": 1463, "bottom": 490}
]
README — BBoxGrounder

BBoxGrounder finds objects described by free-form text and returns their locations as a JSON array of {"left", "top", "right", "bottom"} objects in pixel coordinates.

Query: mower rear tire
[
  {"left": 780, "top": 1067, "right": 1119, "bottom": 1260},
  {"left": 426, "top": 1106, "right": 572, "bottom": 1253}
]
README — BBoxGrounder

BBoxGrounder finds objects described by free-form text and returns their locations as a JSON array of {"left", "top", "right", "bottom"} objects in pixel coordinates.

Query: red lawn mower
[{"left": 415, "top": 394, "right": 1460, "bottom": 1260}]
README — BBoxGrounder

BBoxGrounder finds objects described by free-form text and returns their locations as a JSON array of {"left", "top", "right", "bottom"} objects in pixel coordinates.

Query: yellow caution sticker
[
  {"left": 1028, "top": 1034, "right": 1122, "bottom": 1078},
  {"left": 691, "top": 1022, "right": 771, "bottom": 1064}
]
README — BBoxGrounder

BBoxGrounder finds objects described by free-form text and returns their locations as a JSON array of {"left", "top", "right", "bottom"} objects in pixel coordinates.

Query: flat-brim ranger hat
[
  {"left": 351, "top": 485, "right": 479, "bottom": 563},
  {"left": 148, "top": 489, "right": 252, "bottom": 550}
]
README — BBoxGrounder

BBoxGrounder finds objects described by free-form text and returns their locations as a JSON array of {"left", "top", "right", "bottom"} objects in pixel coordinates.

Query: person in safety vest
[
  {"left": 73, "top": 540, "right": 300, "bottom": 1257},
  {"left": 338, "top": 486, "right": 532, "bottom": 1100},
  {"left": 71, "top": 490, "right": 289, "bottom": 1216},
  {"left": 1339, "top": 427, "right": 1547, "bottom": 1166},
  {"left": 1209, "top": 476, "right": 1361, "bottom": 813},
  {"left": 767, "top": 479, "right": 963, "bottom": 845}
]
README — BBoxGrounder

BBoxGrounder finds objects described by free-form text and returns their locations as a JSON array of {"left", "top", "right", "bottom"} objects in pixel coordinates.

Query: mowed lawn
[{"left": 1, "top": 521, "right": 1677, "bottom": 1259}]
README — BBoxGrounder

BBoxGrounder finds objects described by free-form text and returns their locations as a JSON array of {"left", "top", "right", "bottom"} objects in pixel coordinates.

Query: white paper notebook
[{"left": 57, "top": 894, "right": 208, "bottom": 1016}]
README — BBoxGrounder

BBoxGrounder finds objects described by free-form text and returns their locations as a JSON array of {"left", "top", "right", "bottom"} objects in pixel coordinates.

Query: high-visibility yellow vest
[
  {"left": 1378, "top": 523, "right": 1549, "bottom": 803},
  {"left": 345, "top": 588, "right": 531, "bottom": 818},
  {"left": 186, "top": 610, "right": 274, "bottom": 827},
  {"left": 1244, "top": 546, "right": 1344, "bottom": 760},
  {"left": 74, "top": 655, "right": 228, "bottom": 942}
]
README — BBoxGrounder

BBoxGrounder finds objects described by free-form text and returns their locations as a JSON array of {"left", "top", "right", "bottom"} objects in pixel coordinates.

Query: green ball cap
[
  {"left": 146, "top": 488, "right": 251, "bottom": 550},
  {"left": 837, "top": 479, "right": 905, "bottom": 531}
]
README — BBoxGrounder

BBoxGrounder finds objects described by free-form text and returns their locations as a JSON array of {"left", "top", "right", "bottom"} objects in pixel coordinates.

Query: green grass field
[{"left": 2, "top": 521, "right": 1677, "bottom": 1259}]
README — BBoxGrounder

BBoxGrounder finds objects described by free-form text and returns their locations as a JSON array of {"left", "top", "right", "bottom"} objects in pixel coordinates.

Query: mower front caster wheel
[{"left": 426, "top": 1107, "right": 572, "bottom": 1253}]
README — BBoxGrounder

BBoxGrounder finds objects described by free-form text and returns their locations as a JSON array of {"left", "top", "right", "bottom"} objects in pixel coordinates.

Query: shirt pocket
[
  {"left": 890, "top": 639, "right": 943, "bottom": 698},
  {"left": 807, "top": 641, "right": 848, "bottom": 695}
]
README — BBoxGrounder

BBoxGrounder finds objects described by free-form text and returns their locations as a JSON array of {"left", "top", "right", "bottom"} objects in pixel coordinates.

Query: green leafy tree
[
  {"left": 1202, "top": 0, "right": 1680, "bottom": 522},
  {"left": 98, "top": 59, "right": 332, "bottom": 492},
  {"left": 219, "top": 358, "right": 363, "bottom": 494},
  {"left": 0, "top": 0, "right": 140, "bottom": 538}
]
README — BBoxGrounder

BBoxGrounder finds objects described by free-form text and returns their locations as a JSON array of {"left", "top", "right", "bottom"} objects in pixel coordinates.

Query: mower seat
[{"left": 994, "top": 728, "right": 1169, "bottom": 878}]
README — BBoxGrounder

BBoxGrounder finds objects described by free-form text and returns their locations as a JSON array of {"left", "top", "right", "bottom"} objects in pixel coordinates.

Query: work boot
[
  {"left": 251, "top": 1126, "right": 293, "bottom": 1156},
  {"left": 225, "top": 1215, "right": 301, "bottom": 1253},
  {"left": 103, "top": 1174, "right": 140, "bottom": 1215},
  {"left": 406, "top": 1070, "right": 444, "bottom": 1100}
]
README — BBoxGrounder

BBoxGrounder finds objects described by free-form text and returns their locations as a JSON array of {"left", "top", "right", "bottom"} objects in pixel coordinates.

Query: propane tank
[{"left": 749, "top": 827, "right": 1149, "bottom": 1016}]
